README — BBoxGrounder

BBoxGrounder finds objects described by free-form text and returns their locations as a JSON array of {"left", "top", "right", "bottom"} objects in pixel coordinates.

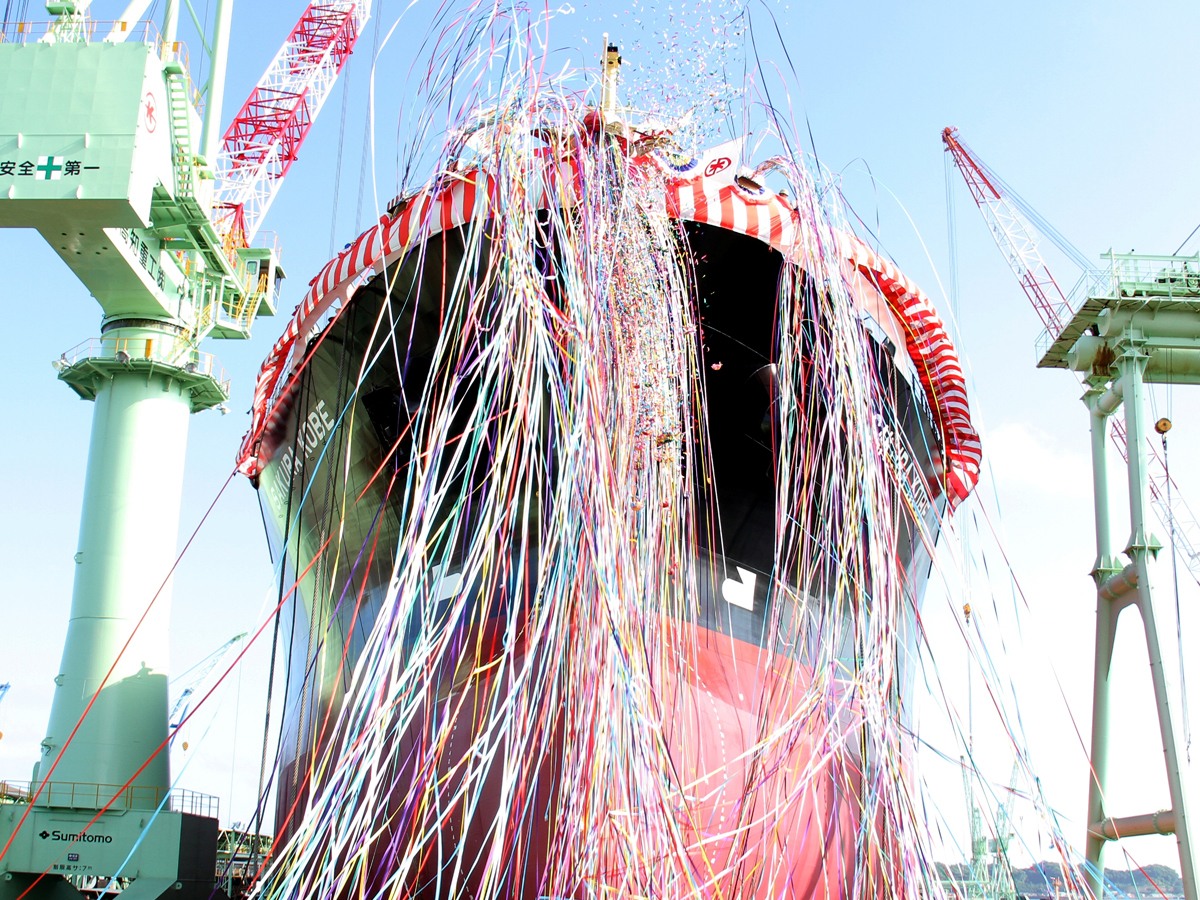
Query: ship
[{"left": 236, "top": 68, "right": 981, "bottom": 899}]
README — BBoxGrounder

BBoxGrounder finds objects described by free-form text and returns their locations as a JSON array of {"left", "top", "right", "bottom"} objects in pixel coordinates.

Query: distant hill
[
  {"left": 938, "top": 861, "right": 1184, "bottom": 898},
  {"left": 1098, "top": 864, "right": 1185, "bottom": 898}
]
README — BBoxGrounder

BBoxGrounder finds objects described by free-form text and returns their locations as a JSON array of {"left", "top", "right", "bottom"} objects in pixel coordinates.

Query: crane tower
[{"left": 0, "top": 1, "right": 368, "bottom": 896}]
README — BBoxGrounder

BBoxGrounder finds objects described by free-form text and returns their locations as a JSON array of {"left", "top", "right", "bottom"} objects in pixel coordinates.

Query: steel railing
[
  {"left": 0, "top": 18, "right": 157, "bottom": 45},
  {"left": 56, "top": 335, "right": 229, "bottom": 392},
  {"left": 0, "top": 781, "right": 218, "bottom": 818},
  {"left": 1098, "top": 251, "right": 1200, "bottom": 299}
]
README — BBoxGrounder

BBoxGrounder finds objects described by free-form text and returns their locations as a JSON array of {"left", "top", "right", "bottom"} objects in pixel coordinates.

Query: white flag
[{"left": 697, "top": 138, "right": 744, "bottom": 185}]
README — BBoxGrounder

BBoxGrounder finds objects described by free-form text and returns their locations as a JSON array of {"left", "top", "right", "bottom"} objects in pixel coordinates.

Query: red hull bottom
[{"left": 288, "top": 621, "right": 885, "bottom": 899}]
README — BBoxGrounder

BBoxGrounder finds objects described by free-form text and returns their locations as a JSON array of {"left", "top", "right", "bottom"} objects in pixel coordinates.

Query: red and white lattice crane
[
  {"left": 213, "top": 0, "right": 372, "bottom": 247},
  {"left": 943, "top": 126, "right": 1200, "bottom": 584},
  {"left": 942, "top": 128, "right": 1076, "bottom": 333}
]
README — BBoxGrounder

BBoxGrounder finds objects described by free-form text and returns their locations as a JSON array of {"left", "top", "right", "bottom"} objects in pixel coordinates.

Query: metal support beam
[
  {"left": 162, "top": 0, "right": 180, "bottom": 43},
  {"left": 1097, "top": 563, "right": 1137, "bottom": 604},
  {"left": 1083, "top": 385, "right": 1124, "bottom": 899},
  {"left": 199, "top": 0, "right": 234, "bottom": 164},
  {"left": 600, "top": 34, "right": 620, "bottom": 114},
  {"left": 1117, "top": 336, "right": 1197, "bottom": 900},
  {"left": 37, "top": 324, "right": 194, "bottom": 801},
  {"left": 1091, "top": 810, "right": 1177, "bottom": 842}
]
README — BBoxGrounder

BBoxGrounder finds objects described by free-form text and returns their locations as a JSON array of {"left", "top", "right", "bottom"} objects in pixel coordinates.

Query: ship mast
[{"left": 600, "top": 35, "right": 621, "bottom": 115}]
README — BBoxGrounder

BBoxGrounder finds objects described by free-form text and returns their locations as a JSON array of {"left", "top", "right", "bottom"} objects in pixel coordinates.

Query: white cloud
[{"left": 982, "top": 421, "right": 1092, "bottom": 500}]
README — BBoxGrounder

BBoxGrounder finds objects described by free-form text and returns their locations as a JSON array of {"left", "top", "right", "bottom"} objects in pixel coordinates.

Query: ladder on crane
[{"left": 166, "top": 70, "right": 195, "bottom": 202}]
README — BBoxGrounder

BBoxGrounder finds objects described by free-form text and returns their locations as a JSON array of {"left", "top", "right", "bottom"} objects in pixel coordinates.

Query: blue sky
[{"left": 1, "top": 0, "right": 1199, "bottom": 873}]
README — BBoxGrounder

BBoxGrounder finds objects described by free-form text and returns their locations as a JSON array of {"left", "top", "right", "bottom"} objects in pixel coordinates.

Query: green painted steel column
[
  {"left": 37, "top": 325, "right": 194, "bottom": 807},
  {"left": 162, "top": 0, "right": 180, "bottom": 43},
  {"left": 199, "top": 0, "right": 234, "bottom": 162},
  {"left": 1118, "top": 337, "right": 1198, "bottom": 900},
  {"left": 1083, "top": 385, "right": 1122, "bottom": 899}
]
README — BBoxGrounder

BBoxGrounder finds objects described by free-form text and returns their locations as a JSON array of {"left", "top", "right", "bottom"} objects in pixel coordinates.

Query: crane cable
[
  {"left": 1173, "top": 223, "right": 1200, "bottom": 256},
  {"left": 329, "top": 51, "right": 354, "bottom": 258},
  {"left": 353, "top": 0, "right": 386, "bottom": 235},
  {"left": 1159, "top": 423, "right": 1192, "bottom": 761},
  {"left": 960, "top": 141, "right": 1094, "bottom": 274}
]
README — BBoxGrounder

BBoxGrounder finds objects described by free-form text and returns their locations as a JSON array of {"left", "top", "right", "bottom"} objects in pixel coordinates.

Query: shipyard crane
[
  {"left": 212, "top": 1, "right": 369, "bottom": 246},
  {"left": 961, "top": 756, "right": 988, "bottom": 897},
  {"left": 988, "top": 764, "right": 1020, "bottom": 900},
  {"left": 944, "top": 128, "right": 1198, "bottom": 900},
  {"left": 168, "top": 632, "right": 247, "bottom": 749},
  {"left": 942, "top": 127, "right": 1200, "bottom": 588},
  {"left": 946, "top": 759, "right": 1018, "bottom": 900},
  {"left": 0, "top": 2, "right": 370, "bottom": 897}
]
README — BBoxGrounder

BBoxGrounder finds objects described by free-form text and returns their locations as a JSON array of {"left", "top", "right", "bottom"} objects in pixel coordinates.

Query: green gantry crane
[{"left": 0, "top": 1, "right": 369, "bottom": 897}]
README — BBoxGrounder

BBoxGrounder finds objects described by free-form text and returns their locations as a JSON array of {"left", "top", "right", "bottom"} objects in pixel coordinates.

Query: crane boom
[
  {"left": 168, "top": 633, "right": 247, "bottom": 745},
  {"left": 213, "top": 0, "right": 371, "bottom": 245},
  {"left": 943, "top": 127, "right": 1200, "bottom": 584},
  {"left": 942, "top": 128, "right": 1074, "bottom": 332}
]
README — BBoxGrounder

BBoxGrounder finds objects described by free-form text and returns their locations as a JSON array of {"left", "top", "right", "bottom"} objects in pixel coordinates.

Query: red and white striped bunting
[
  {"left": 237, "top": 173, "right": 490, "bottom": 475},
  {"left": 237, "top": 156, "right": 980, "bottom": 507},
  {"left": 836, "top": 232, "right": 981, "bottom": 504},
  {"left": 664, "top": 168, "right": 979, "bottom": 505}
]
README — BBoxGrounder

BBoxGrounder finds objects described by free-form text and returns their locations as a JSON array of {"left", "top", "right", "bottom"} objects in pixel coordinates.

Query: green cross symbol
[{"left": 37, "top": 156, "right": 62, "bottom": 180}]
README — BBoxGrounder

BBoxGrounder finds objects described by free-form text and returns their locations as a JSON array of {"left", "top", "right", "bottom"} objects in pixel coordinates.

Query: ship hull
[
  {"left": 255, "top": 218, "right": 941, "bottom": 897},
  {"left": 271, "top": 619, "right": 874, "bottom": 899}
]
